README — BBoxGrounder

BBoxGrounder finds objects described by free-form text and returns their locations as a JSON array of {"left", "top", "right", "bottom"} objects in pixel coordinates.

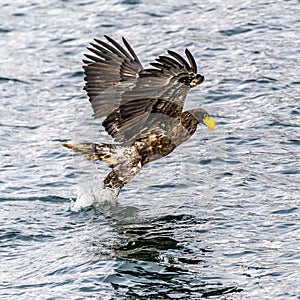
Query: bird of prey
[{"left": 63, "top": 35, "right": 215, "bottom": 194}]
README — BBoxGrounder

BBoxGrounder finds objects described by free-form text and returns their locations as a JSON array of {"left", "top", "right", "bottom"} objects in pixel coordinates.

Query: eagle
[{"left": 63, "top": 35, "right": 215, "bottom": 194}]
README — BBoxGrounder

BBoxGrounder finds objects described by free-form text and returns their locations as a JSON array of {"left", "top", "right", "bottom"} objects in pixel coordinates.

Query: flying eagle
[{"left": 63, "top": 35, "right": 215, "bottom": 193}]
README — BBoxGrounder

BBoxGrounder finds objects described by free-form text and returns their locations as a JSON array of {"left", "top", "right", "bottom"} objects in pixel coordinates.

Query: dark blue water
[{"left": 1, "top": 0, "right": 299, "bottom": 299}]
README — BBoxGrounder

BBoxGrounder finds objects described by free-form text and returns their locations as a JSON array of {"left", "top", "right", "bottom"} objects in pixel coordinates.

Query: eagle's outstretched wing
[
  {"left": 83, "top": 35, "right": 144, "bottom": 118},
  {"left": 83, "top": 36, "right": 204, "bottom": 144}
]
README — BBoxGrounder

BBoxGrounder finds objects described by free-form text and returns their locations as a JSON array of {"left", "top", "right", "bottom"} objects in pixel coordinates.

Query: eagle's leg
[
  {"left": 103, "top": 170, "right": 125, "bottom": 190},
  {"left": 103, "top": 158, "right": 142, "bottom": 193}
]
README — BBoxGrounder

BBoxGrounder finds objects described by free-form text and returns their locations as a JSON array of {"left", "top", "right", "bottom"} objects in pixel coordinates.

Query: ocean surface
[{"left": 1, "top": 0, "right": 299, "bottom": 299}]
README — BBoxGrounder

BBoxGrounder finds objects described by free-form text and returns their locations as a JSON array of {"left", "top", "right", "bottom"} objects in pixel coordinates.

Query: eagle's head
[{"left": 190, "top": 108, "right": 215, "bottom": 131}]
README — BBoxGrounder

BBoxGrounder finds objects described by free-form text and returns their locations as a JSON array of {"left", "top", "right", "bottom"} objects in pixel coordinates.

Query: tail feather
[
  {"left": 63, "top": 142, "right": 142, "bottom": 191},
  {"left": 62, "top": 142, "right": 115, "bottom": 166}
]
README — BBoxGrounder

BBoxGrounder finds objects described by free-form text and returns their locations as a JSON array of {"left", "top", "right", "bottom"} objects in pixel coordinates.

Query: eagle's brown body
[{"left": 63, "top": 36, "right": 214, "bottom": 193}]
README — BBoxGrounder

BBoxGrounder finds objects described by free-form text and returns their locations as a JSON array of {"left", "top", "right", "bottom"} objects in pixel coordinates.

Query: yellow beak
[{"left": 203, "top": 115, "right": 215, "bottom": 131}]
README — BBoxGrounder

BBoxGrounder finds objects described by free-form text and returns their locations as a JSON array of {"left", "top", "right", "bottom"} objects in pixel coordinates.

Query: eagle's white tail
[{"left": 63, "top": 142, "right": 117, "bottom": 167}]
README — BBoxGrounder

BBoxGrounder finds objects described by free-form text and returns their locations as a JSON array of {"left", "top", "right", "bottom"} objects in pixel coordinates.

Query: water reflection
[{"left": 94, "top": 212, "right": 242, "bottom": 299}]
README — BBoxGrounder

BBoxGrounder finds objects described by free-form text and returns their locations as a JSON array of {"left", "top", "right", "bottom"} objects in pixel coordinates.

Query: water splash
[{"left": 70, "top": 185, "right": 118, "bottom": 212}]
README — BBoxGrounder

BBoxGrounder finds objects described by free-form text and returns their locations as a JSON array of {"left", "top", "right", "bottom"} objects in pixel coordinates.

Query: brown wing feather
[
  {"left": 101, "top": 46, "right": 203, "bottom": 143},
  {"left": 83, "top": 36, "right": 204, "bottom": 144},
  {"left": 83, "top": 36, "right": 144, "bottom": 118}
]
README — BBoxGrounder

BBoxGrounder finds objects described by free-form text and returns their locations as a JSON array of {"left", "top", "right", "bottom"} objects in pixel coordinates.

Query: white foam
[{"left": 70, "top": 185, "right": 119, "bottom": 212}]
